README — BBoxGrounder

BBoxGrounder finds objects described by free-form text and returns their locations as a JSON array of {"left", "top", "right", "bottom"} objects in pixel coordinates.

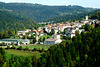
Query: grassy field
[
  {"left": 15, "top": 44, "right": 51, "bottom": 50},
  {"left": 5, "top": 49, "right": 42, "bottom": 59},
  {"left": 5, "top": 44, "right": 51, "bottom": 59},
  {"left": 39, "top": 35, "right": 52, "bottom": 40}
]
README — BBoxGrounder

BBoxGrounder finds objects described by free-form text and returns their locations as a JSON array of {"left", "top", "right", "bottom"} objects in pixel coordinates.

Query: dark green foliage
[
  {"left": 0, "top": 29, "right": 16, "bottom": 39},
  {"left": 46, "top": 11, "right": 96, "bottom": 22},
  {"left": 24, "top": 46, "right": 29, "bottom": 51},
  {"left": 43, "top": 37, "right": 45, "bottom": 41},
  {"left": 38, "top": 24, "right": 100, "bottom": 67},
  {"left": 17, "top": 46, "right": 23, "bottom": 50},
  {"left": 85, "top": 24, "right": 91, "bottom": 31},
  {"left": 0, "top": 48, "right": 6, "bottom": 67},
  {"left": 90, "top": 11, "right": 100, "bottom": 20},
  {"left": 33, "top": 37, "right": 36, "bottom": 44},
  {"left": 0, "top": 2, "right": 95, "bottom": 22},
  {"left": 0, "top": 10, "right": 36, "bottom": 31},
  {"left": 0, "top": 42, "right": 6, "bottom": 46},
  {"left": 32, "top": 48, "right": 38, "bottom": 51},
  {"left": 6, "top": 45, "right": 10, "bottom": 49},
  {"left": 8, "top": 55, "right": 38, "bottom": 67}
]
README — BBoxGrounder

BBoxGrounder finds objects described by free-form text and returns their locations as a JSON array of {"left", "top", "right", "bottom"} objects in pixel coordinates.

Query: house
[
  {"left": 47, "top": 25, "right": 51, "bottom": 27},
  {"left": 25, "top": 29, "right": 31, "bottom": 33},
  {"left": 44, "top": 35, "right": 62, "bottom": 45},
  {"left": 17, "top": 31, "right": 26, "bottom": 35},
  {"left": 54, "top": 29, "right": 58, "bottom": 34},
  {"left": 38, "top": 27, "right": 43, "bottom": 31},
  {"left": 32, "top": 30, "right": 37, "bottom": 34},
  {"left": 17, "top": 29, "right": 31, "bottom": 36},
  {"left": 77, "top": 23, "right": 82, "bottom": 28},
  {"left": 44, "top": 27, "right": 51, "bottom": 33},
  {"left": 65, "top": 27, "right": 76, "bottom": 35},
  {"left": 47, "top": 28, "right": 52, "bottom": 33},
  {"left": 39, "top": 33, "right": 45, "bottom": 36},
  {"left": 0, "top": 39, "right": 30, "bottom": 46},
  {"left": 58, "top": 26, "right": 63, "bottom": 32},
  {"left": 52, "top": 35, "right": 61, "bottom": 39},
  {"left": 44, "top": 38, "right": 62, "bottom": 45},
  {"left": 74, "top": 27, "right": 79, "bottom": 30}
]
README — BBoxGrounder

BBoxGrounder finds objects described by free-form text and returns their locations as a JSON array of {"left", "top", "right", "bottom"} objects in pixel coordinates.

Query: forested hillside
[
  {"left": 46, "top": 10, "right": 100, "bottom": 22},
  {"left": 90, "top": 10, "right": 100, "bottom": 20},
  {"left": 0, "top": 2, "right": 95, "bottom": 22},
  {"left": 0, "top": 10, "right": 36, "bottom": 31}
]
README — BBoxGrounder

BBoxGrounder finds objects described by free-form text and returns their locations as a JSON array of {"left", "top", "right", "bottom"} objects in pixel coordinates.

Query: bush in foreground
[
  {"left": 17, "top": 46, "right": 23, "bottom": 50},
  {"left": 6, "top": 45, "right": 10, "bottom": 49}
]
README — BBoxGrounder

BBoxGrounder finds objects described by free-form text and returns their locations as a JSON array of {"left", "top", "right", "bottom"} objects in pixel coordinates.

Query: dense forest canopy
[
  {"left": 0, "top": 10, "right": 36, "bottom": 31},
  {"left": 46, "top": 10, "right": 100, "bottom": 22},
  {"left": 90, "top": 10, "right": 100, "bottom": 20},
  {"left": 0, "top": 2, "right": 96, "bottom": 22}
]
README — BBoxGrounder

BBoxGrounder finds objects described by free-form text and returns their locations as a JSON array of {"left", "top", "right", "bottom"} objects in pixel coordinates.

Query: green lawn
[
  {"left": 39, "top": 35, "right": 52, "bottom": 40},
  {"left": 10, "top": 36, "right": 19, "bottom": 39},
  {"left": 5, "top": 36, "right": 52, "bottom": 59},
  {"left": 5, "top": 44, "right": 51, "bottom": 59},
  {"left": 15, "top": 44, "right": 51, "bottom": 50},
  {"left": 5, "top": 49, "right": 42, "bottom": 59}
]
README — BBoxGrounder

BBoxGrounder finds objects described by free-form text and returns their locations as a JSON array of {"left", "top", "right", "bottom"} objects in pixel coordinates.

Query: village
[{"left": 0, "top": 16, "right": 100, "bottom": 46}]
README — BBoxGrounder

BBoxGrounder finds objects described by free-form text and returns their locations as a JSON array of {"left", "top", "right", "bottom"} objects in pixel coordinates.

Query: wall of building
[{"left": 44, "top": 41, "right": 55, "bottom": 45}]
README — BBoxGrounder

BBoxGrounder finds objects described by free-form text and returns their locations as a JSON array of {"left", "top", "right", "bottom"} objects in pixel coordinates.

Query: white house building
[
  {"left": 44, "top": 35, "right": 62, "bottom": 45},
  {"left": 65, "top": 27, "right": 84, "bottom": 38},
  {"left": 17, "top": 29, "right": 31, "bottom": 36},
  {"left": 17, "top": 31, "right": 26, "bottom": 35},
  {"left": 65, "top": 27, "right": 76, "bottom": 35}
]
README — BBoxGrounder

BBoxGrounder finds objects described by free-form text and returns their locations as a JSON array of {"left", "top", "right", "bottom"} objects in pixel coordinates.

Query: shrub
[
  {"left": 42, "top": 48, "right": 45, "bottom": 51},
  {"left": 24, "top": 46, "right": 29, "bottom": 51},
  {"left": 39, "top": 48, "right": 45, "bottom": 53},
  {"left": 0, "top": 42, "right": 6, "bottom": 46},
  {"left": 32, "top": 48, "right": 37, "bottom": 51},
  {"left": 6, "top": 45, "right": 10, "bottom": 49},
  {"left": 11, "top": 45, "right": 16, "bottom": 49},
  {"left": 17, "top": 46, "right": 23, "bottom": 50}
]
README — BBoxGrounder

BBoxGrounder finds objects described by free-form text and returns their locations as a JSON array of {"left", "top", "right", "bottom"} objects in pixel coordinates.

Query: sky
[{"left": 0, "top": 0, "right": 100, "bottom": 8}]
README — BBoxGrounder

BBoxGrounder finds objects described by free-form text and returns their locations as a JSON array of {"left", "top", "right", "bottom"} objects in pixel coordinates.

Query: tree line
[{"left": 0, "top": 2, "right": 95, "bottom": 22}]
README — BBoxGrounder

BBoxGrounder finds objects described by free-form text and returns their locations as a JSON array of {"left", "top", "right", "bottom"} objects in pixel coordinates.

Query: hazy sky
[{"left": 0, "top": 0, "right": 100, "bottom": 8}]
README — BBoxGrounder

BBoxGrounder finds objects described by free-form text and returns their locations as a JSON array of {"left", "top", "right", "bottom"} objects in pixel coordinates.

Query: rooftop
[{"left": 0, "top": 39, "right": 30, "bottom": 42}]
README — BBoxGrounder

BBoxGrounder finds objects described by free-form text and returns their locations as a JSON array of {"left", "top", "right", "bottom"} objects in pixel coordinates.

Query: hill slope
[
  {"left": 0, "top": 2, "right": 96, "bottom": 22},
  {"left": 90, "top": 10, "right": 100, "bottom": 20},
  {"left": 0, "top": 10, "right": 36, "bottom": 31},
  {"left": 46, "top": 10, "right": 100, "bottom": 22}
]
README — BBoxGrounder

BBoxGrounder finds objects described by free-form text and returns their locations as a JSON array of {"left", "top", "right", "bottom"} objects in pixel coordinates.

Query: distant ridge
[{"left": 0, "top": 2, "right": 96, "bottom": 22}]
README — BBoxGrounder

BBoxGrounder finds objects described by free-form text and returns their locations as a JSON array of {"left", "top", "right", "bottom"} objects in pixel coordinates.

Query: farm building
[
  {"left": 44, "top": 35, "right": 62, "bottom": 45},
  {"left": 0, "top": 39, "right": 30, "bottom": 46}
]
